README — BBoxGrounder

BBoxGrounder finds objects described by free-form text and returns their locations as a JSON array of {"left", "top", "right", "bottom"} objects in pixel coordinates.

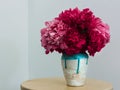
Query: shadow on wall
[{"left": 0, "top": 38, "right": 20, "bottom": 90}]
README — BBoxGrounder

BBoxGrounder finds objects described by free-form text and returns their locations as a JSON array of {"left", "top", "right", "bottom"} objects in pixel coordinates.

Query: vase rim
[{"left": 61, "top": 53, "right": 89, "bottom": 60}]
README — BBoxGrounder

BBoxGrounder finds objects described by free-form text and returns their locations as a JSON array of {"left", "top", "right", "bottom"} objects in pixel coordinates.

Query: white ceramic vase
[{"left": 61, "top": 53, "right": 88, "bottom": 86}]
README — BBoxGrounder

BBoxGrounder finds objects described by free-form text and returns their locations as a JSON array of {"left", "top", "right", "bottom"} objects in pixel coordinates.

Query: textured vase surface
[{"left": 61, "top": 53, "right": 88, "bottom": 86}]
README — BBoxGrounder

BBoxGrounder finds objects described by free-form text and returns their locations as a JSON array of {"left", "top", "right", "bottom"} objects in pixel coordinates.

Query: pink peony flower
[
  {"left": 40, "top": 7, "right": 110, "bottom": 56},
  {"left": 41, "top": 19, "right": 68, "bottom": 54}
]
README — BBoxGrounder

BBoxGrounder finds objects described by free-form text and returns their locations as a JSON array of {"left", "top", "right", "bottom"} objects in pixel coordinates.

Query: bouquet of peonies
[{"left": 41, "top": 7, "right": 110, "bottom": 56}]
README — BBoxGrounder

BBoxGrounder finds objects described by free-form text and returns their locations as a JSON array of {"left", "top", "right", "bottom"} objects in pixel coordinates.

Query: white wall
[
  {"left": 0, "top": 0, "right": 29, "bottom": 90},
  {"left": 29, "top": 0, "right": 120, "bottom": 90}
]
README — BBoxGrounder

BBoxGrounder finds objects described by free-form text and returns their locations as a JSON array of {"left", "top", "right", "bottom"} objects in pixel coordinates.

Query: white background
[
  {"left": 0, "top": 0, "right": 120, "bottom": 90},
  {"left": 0, "top": 0, "right": 29, "bottom": 90}
]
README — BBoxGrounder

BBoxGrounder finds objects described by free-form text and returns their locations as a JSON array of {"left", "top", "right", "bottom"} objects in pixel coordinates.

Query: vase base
[
  {"left": 66, "top": 80, "right": 85, "bottom": 87},
  {"left": 67, "top": 84, "right": 85, "bottom": 87}
]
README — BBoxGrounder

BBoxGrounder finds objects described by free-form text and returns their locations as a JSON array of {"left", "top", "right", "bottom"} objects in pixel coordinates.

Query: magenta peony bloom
[
  {"left": 87, "top": 18, "right": 110, "bottom": 56},
  {"left": 40, "top": 7, "right": 110, "bottom": 56},
  {"left": 63, "top": 29, "right": 87, "bottom": 55}
]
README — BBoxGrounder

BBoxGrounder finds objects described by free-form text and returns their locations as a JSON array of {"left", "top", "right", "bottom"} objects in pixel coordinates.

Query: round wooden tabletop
[{"left": 21, "top": 78, "right": 113, "bottom": 90}]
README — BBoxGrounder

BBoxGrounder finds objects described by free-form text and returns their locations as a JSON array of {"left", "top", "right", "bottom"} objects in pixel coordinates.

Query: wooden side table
[{"left": 21, "top": 78, "right": 113, "bottom": 90}]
